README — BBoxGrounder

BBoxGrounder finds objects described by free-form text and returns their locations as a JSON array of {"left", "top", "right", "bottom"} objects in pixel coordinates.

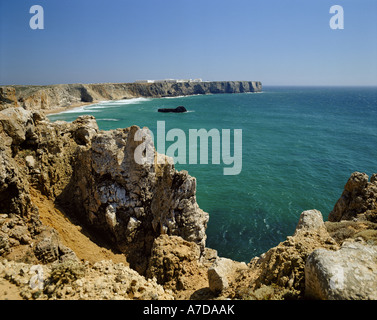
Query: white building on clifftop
[
  {"left": 135, "top": 80, "right": 155, "bottom": 84},
  {"left": 135, "top": 79, "right": 203, "bottom": 84}
]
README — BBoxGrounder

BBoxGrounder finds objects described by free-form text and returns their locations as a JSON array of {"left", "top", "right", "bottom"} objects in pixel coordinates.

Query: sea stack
[{"left": 158, "top": 106, "right": 187, "bottom": 113}]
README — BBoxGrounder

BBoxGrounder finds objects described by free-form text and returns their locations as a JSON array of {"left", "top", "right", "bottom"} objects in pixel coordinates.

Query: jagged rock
[
  {"left": 4, "top": 96, "right": 376, "bottom": 301},
  {"left": 0, "top": 232, "right": 11, "bottom": 255},
  {"left": 33, "top": 236, "right": 60, "bottom": 263},
  {"left": 8, "top": 225, "right": 30, "bottom": 244},
  {"left": 0, "top": 214, "right": 29, "bottom": 245},
  {"left": 33, "top": 230, "right": 77, "bottom": 263},
  {"left": 200, "top": 247, "right": 218, "bottom": 267},
  {"left": 0, "top": 259, "right": 174, "bottom": 300},
  {"left": 146, "top": 234, "right": 206, "bottom": 293},
  {"left": 0, "top": 108, "right": 35, "bottom": 146},
  {"left": 71, "top": 115, "right": 98, "bottom": 145},
  {"left": 0, "top": 87, "right": 18, "bottom": 110},
  {"left": 0, "top": 108, "right": 209, "bottom": 275},
  {"left": 305, "top": 241, "right": 377, "bottom": 300},
  {"left": 59, "top": 124, "right": 209, "bottom": 274},
  {"left": 0, "top": 199, "right": 76, "bottom": 264},
  {"left": 0, "top": 127, "right": 34, "bottom": 216},
  {"left": 329, "top": 172, "right": 377, "bottom": 222},
  {"left": 252, "top": 210, "right": 338, "bottom": 293},
  {"left": 25, "top": 156, "right": 36, "bottom": 169},
  {"left": 294, "top": 209, "right": 326, "bottom": 235},
  {"left": 208, "top": 257, "right": 247, "bottom": 294},
  {"left": 325, "top": 219, "right": 377, "bottom": 246}
]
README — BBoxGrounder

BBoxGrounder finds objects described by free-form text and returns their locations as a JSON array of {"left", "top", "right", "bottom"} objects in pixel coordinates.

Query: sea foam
[{"left": 53, "top": 97, "right": 153, "bottom": 115}]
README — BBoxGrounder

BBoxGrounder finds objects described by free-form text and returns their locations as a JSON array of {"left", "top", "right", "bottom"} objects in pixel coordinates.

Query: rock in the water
[
  {"left": 158, "top": 106, "right": 187, "bottom": 113},
  {"left": 305, "top": 241, "right": 377, "bottom": 300}
]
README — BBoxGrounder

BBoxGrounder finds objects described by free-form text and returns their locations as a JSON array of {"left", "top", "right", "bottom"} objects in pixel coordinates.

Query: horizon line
[{"left": 1, "top": 81, "right": 377, "bottom": 88}]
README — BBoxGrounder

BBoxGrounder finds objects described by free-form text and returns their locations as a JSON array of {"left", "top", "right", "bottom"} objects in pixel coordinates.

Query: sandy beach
[{"left": 43, "top": 101, "right": 101, "bottom": 115}]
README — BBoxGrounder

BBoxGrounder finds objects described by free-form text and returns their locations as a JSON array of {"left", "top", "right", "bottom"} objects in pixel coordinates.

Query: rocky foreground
[{"left": 0, "top": 104, "right": 377, "bottom": 300}]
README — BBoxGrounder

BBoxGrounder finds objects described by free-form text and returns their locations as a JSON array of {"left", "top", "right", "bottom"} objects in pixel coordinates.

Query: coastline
[
  {"left": 0, "top": 81, "right": 263, "bottom": 113},
  {"left": 43, "top": 101, "right": 101, "bottom": 115},
  {"left": 1, "top": 83, "right": 376, "bottom": 301}
]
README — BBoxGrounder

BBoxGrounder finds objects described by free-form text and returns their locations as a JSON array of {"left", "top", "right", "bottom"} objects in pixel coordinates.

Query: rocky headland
[
  {"left": 0, "top": 83, "right": 376, "bottom": 300},
  {"left": 0, "top": 81, "right": 262, "bottom": 113}
]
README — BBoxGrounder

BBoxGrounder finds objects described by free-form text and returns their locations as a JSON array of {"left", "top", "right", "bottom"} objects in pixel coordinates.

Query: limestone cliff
[
  {"left": 1, "top": 107, "right": 376, "bottom": 300},
  {"left": 0, "top": 108, "right": 208, "bottom": 274},
  {"left": 329, "top": 172, "right": 377, "bottom": 222},
  {"left": 0, "top": 81, "right": 262, "bottom": 112}
]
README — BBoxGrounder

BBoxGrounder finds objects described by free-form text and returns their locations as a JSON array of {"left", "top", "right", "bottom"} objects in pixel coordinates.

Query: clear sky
[{"left": 1, "top": 0, "right": 376, "bottom": 86}]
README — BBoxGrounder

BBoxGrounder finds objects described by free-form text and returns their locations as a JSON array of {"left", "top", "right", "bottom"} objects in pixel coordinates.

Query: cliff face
[
  {"left": 1, "top": 105, "right": 376, "bottom": 300},
  {"left": 329, "top": 172, "right": 377, "bottom": 222},
  {"left": 0, "top": 81, "right": 262, "bottom": 112},
  {"left": 0, "top": 108, "right": 208, "bottom": 275}
]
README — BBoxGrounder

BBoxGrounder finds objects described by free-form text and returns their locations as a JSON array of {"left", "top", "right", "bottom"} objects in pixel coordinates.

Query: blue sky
[{"left": 0, "top": 0, "right": 376, "bottom": 86}]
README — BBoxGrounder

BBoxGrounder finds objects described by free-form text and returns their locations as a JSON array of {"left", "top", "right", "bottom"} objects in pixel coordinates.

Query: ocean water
[{"left": 49, "top": 86, "right": 377, "bottom": 262}]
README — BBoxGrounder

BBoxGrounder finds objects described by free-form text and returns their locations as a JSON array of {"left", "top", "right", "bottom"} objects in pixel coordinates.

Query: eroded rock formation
[
  {"left": 0, "top": 108, "right": 208, "bottom": 275},
  {"left": 329, "top": 172, "right": 377, "bottom": 222},
  {"left": 0, "top": 103, "right": 376, "bottom": 300}
]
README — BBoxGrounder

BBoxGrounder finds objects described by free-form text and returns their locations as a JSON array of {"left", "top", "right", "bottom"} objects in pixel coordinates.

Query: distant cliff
[{"left": 0, "top": 81, "right": 262, "bottom": 112}]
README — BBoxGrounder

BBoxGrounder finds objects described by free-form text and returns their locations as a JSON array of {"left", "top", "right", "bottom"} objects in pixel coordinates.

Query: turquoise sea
[{"left": 49, "top": 86, "right": 377, "bottom": 262}]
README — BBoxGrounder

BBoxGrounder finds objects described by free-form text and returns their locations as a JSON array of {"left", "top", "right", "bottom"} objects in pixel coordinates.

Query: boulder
[
  {"left": 33, "top": 230, "right": 78, "bottom": 263},
  {"left": 0, "top": 107, "right": 34, "bottom": 145},
  {"left": 71, "top": 115, "right": 99, "bottom": 145},
  {"left": 305, "top": 241, "right": 377, "bottom": 300},
  {"left": 208, "top": 257, "right": 247, "bottom": 294},
  {"left": 146, "top": 235, "right": 204, "bottom": 292}
]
